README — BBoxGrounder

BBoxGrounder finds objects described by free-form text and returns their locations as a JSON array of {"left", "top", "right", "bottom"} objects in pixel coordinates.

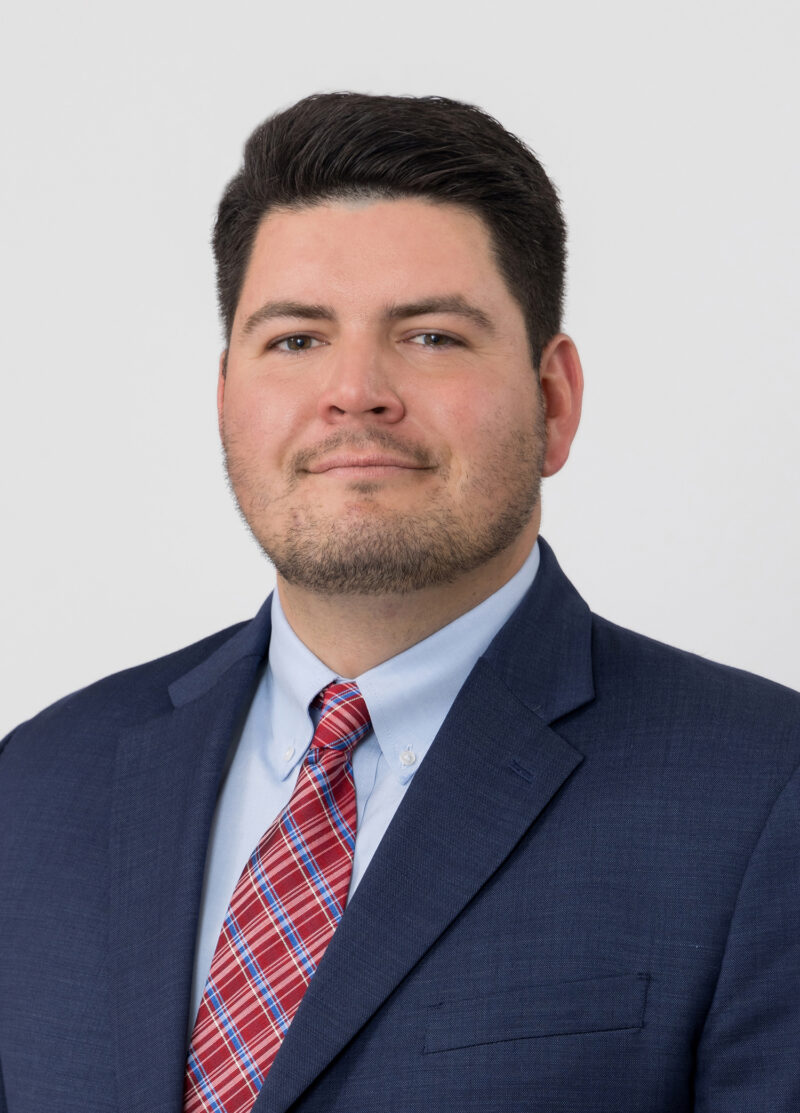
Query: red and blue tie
[{"left": 183, "top": 681, "right": 371, "bottom": 1113}]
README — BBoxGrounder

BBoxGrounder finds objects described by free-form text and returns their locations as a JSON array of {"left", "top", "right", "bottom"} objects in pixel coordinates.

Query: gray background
[{"left": 2, "top": 0, "right": 798, "bottom": 736}]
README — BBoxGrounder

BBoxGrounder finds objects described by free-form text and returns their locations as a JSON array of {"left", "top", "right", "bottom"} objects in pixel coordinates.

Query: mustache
[{"left": 291, "top": 430, "right": 436, "bottom": 471}]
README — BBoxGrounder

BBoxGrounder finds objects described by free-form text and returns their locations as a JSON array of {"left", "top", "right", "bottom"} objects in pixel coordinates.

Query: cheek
[
  {"left": 421, "top": 378, "right": 488, "bottom": 433},
  {"left": 223, "top": 380, "right": 300, "bottom": 457},
  {"left": 455, "top": 395, "right": 541, "bottom": 484},
  {"left": 418, "top": 391, "right": 495, "bottom": 487},
  {"left": 425, "top": 381, "right": 529, "bottom": 449}
]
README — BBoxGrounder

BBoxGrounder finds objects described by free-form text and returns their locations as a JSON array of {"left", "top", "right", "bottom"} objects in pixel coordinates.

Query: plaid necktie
[{"left": 183, "top": 681, "right": 371, "bottom": 1113}]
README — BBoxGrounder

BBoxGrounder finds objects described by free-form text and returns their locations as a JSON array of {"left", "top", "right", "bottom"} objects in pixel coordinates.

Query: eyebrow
[
  {"left": 385, "top": 296, "right": 495, "bottom": 333},
  {"left": 239, "top": 301, "right": 335, "bottom": 338},
  {"left": 238, "top": 295, "right": 495, "bottom": 339}
]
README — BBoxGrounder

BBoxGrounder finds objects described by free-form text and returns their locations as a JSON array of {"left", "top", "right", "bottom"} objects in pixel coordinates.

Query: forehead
[{"left": 233, "top": 197, "right": 519, "bottom": 326}]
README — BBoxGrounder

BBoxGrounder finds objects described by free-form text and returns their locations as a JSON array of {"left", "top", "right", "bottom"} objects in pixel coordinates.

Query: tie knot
[{"left": 311, "top": 681, "right": 371, "bottom": 755}]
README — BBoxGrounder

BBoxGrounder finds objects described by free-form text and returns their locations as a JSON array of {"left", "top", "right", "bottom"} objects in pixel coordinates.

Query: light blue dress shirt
[{"left": 189, "top": 541, "right": 540, "bottom": 1027}]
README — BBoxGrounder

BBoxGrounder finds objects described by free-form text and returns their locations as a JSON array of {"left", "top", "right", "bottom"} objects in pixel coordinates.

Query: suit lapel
[
  {"left": 256, "top": 539, "right": 594, "bottom": 1113},
  {"left": 110, "top": 604, "right": 272, "bottom": 1113}
]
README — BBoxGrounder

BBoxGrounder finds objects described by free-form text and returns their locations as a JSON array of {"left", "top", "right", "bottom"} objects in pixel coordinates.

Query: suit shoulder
[
  {"left": 589, "top": 612, "right": 800, "bottom": 738},
  {"left": 1, "top": 618, "right": 252, "bottom": 758}
]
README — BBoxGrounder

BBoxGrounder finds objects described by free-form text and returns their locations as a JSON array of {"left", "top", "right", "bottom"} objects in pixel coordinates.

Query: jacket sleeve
[{"left": 694, "top": 760, "right": 800, "bottom": 1110}]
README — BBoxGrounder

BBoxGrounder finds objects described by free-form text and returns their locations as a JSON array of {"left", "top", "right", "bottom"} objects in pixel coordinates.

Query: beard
[{"left": 222, "top": 417, "right": 545, "bottom": 596}]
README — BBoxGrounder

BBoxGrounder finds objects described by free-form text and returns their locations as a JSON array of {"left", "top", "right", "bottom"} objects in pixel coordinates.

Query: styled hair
[{"left": 214, "top": 92, "right": 566, "bottom": 367}]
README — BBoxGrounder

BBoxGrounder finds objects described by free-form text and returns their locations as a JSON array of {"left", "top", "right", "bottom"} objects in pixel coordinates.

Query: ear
[
  {"left": 217, "top": 351, "right": 227, "bottom": 439},
  {"left": 538, "top": 333, "right": 584, "bottom": 477}
]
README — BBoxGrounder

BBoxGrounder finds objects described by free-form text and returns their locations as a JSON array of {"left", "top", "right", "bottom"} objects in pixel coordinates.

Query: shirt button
[
  {"left": 399, "top": 748, "right": 416, "bottom": 767},
  {"left": 284, "top": 745, "right": 295, "bottom": 762}
]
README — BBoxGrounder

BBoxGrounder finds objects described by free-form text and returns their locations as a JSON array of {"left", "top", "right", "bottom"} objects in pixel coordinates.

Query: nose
[{"left": 316, "top": 339, "right": 405, "bottom": 425}]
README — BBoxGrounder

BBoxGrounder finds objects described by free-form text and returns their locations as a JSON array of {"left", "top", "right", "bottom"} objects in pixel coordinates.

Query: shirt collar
[
  {"left": 264, "top": 600, "right": 335, "bottom": 781},
  {"left": 264, "top": 541, "right": 540, "bottom": 785}
]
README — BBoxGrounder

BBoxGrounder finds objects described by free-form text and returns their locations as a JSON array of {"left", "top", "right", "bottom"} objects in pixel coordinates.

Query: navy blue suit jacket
[{"left": 2, "top": 539, "right": 800, "bottom": 1111}]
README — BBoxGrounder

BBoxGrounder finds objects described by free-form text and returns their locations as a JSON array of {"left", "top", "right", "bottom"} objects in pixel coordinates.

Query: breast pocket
[{"left": 423, "top": 972, "right": 650, "bottom": 1054}]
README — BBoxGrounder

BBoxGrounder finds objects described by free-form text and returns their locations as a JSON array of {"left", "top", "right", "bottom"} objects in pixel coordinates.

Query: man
[{"left": 1, "top": 93, "right": 798, "bottom": 1113}]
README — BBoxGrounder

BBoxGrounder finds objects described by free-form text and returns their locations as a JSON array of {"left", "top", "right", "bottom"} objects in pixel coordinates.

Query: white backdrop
[{"left": 2, "top": 0, "right": 798, "bottom": 737}]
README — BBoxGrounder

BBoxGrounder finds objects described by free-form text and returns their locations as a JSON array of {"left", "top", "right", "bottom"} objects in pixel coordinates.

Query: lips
[
  {"left": 292, "top": 434, "right": 435, "bottom": 476},
  {"left": 306, "top": 454, "right": 425, "bottom": 473}
]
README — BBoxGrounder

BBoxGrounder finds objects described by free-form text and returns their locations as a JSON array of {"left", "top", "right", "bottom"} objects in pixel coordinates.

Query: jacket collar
[
  {"left": 168, "top": 593, "right": 273, "bottom": 708},
  {"left": 482, "top": 535, "right": 594, "bottom": 723}
]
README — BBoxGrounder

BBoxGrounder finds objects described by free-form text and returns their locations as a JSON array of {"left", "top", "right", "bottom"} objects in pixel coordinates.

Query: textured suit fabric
[{"left": 1, "top": 538, "right": 799, "bottom": 1112}]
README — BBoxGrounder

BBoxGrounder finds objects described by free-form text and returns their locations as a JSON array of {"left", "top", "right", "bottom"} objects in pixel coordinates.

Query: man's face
[{"left": 219, "top": 197, "right": 551, "bottom": 595}]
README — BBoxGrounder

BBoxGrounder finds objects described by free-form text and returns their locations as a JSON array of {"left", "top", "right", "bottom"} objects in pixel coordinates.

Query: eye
[
  {"left": 406, "top": 332, "right": 461, "bottom": 349},
  {"left": 269, "top": 334, "right": 323, "bottom": 353}
]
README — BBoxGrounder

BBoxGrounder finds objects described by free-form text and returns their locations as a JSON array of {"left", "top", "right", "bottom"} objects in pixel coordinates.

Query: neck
[{"left": 276, "top": 522, "right": 539, "bottom": 677}]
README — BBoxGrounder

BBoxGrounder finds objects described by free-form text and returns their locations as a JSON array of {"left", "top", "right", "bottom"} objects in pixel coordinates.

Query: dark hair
[{"left": 214, "top": 92, "right": 566, "bottom": 368}]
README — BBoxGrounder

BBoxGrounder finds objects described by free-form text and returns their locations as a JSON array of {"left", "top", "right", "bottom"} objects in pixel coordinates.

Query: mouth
[{"left": 304, "top": 454, "right": 432, "bottom": 478}]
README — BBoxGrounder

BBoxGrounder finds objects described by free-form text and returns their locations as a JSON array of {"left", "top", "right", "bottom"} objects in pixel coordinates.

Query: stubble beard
[{"left": 222, "top": 420, "right": 545, "bottom": 597}]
